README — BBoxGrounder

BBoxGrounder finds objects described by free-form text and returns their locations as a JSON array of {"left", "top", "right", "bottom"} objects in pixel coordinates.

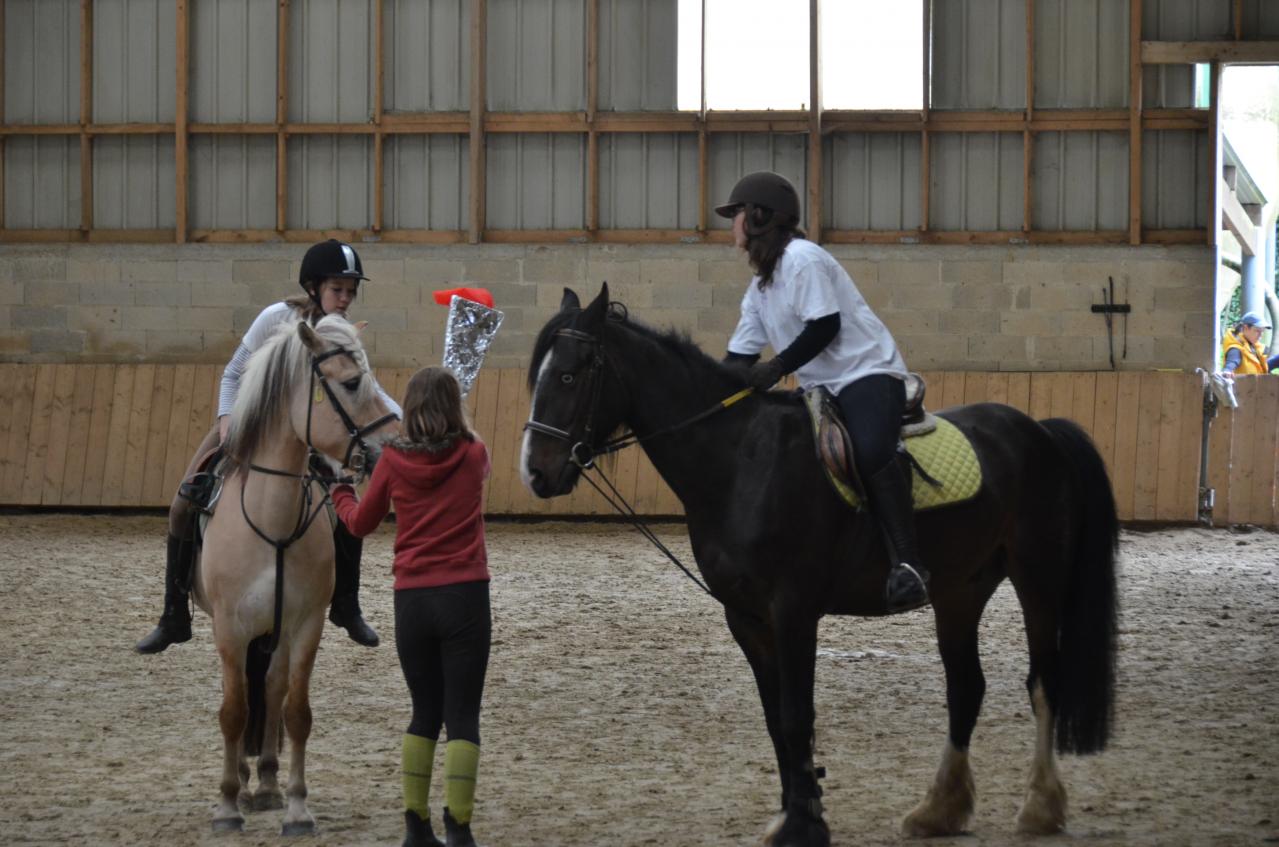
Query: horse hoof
[
  {"left": 211, "top": 816, "right": 244, "bottom": 834},
  {"left": 252, "top": 790, "right": 285, "bottom": 811},
  {"left": 281, "top": 819, "right": 316, "bottom": 837}
]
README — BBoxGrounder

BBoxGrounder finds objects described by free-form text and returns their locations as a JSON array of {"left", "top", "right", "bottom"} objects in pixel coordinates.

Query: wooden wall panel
[{"left": 1, "top": 366, "right": 1275, "bottom": 528}]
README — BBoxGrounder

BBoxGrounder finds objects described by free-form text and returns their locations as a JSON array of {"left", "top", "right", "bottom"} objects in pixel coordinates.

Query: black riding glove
[{"left": 748, "top": 358, "right": 787, "bottom": 391}]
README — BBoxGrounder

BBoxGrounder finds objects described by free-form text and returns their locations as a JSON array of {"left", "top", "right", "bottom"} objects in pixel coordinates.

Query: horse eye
[
  {"left": 560, "top": 373, "right": 575, "bottom": 385},
  {"left": 342, "top": 376, "right": 362, "bottom": 392}
]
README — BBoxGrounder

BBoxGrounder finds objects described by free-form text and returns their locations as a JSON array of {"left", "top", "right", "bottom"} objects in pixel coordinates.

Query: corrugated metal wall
[
  {"left": 189, "top": 137, "right": 277, "bottom": 231},
  {"left": 1239, "top": 0, "right": 1279, "bottom": 36},
  {"left": 1143, "top": 0, "right": 1230, "bottom": 108},
  {"left": 385, "top": 0, "right": 469, "bottom": 112},
  {"left": 598, "top": 0, "right": 677, "bottom": 111},
  {"left": 1142, "top": 129, "right": 1211, "bottom": 229},
  {"left": 931, "top": 0, "right": 1027, "bottom": 110},
  {"left": 599, "top": 134, "right": 698, "bottom": 229},
  {"left": 384, "top": 136, "right": 470, "bottom": 230},
  {"left": 1034, "top": 132, "right": 1130, "bottom": 230},
  {"left": 3, "top": 0, "right": 81, "bottom": 229},
  {"left": 823, "top": 134, "right": 923, "bottom": 231},
  {"left": 1035, "top": 0, "right": 1129, "bottom": 108},
  {"left": 486, "top": 134, "right": 587, "bottom": 229},
  {"left": 488, "top": 0, "right": 586, "bottom": 111},
  {"left": 287, "top": 136, "right": 376, "bottom": 230},
  {"left": 929, "top": 133, "right": 1025, "bottom": 231}
]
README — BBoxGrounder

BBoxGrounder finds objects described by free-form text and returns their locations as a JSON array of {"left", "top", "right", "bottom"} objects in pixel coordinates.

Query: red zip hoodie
[{"left": 332, "top": 437, "right": 490, "bottom": 591}]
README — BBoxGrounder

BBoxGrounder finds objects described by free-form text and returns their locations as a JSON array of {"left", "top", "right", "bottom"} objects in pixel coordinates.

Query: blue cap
[{"left": 1241, "top": 311, "right": 1271, "bottom": 329}]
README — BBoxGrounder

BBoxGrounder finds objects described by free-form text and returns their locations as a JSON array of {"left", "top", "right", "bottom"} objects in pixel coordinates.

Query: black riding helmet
[
  {"left": 298, "top": 239, "right": 369, "bottom": 313},
  {"left": 715, "top": 171, "right": 801, "bottom": 220}
]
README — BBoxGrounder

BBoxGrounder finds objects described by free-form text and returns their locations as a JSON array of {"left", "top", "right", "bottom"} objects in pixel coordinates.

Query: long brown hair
[
  {"left": 743, "top": 203, "right": 805, "bottom": 289},
  {"left": 286, "top": 291, "right": 326, "bottom": 324},
  {"left": 401, "top": 367, "right": 475, "bottom": 448}
]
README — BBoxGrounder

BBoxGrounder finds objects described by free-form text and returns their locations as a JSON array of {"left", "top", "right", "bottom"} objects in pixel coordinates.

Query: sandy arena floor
[{"left": 0, "top": 515, "right": 1276, "bottom": 846}]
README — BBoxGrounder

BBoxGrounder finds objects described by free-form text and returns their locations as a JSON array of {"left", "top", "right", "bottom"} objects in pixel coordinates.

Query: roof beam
[{"left": 1142, "top": 40, "right": 1279, "bottom": 64}]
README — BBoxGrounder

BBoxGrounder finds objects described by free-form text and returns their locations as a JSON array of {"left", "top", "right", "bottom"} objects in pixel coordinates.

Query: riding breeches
[
  {"left": 169, "top": 422, "right": 222, "bottom": 538},
  {"left": 395, "top": 580, "right": 492, "bottom": 745},
  {"left": 834, "top": 374, "right": 907, "bottom": 480}
]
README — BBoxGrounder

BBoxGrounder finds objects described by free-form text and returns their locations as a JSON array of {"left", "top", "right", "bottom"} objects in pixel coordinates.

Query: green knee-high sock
[
  {"left": 444, "top": 739, "right": 480, "bottom": 825},
  {"left": 402, "top": 734, "right": 437, "bottom": 818}
]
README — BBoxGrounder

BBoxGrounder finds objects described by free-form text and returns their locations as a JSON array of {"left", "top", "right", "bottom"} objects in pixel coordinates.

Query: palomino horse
[
  {"left": 194, "top": 315, "right": 397, "bottom": 834},
  {"left": 521, "top": 285, "right": 1119, "bottom": 847}
]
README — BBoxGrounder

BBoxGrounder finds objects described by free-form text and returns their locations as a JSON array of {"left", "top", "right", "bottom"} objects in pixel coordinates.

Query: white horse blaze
[{"left": 519, "top": 352, "right": 556, "bottom": 490}]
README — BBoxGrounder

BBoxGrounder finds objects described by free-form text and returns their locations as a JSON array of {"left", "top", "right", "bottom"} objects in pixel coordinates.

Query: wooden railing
[{"left": 1, "top": 365, "right": 1275, "bottom": 527}]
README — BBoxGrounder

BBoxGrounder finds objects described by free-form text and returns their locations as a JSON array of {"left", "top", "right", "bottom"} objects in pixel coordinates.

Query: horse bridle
[
  {"left": 307, "top": 346, "right": 400, "bottom": 476},
  {"left": 522, "top": 324, "right": 755, "bottom": 604}
]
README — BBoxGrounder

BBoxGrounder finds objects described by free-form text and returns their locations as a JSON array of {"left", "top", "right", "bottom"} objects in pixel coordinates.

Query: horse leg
[
  {"left": 901, "top": 589, "right": 994, "bottom": 837},
  {"left": 725, "top": 609, "right": 790, "bottom": 812},
  {"left": 280, "top": 619, "right": 323, "bottom": 836},
  {"left": 252, "top": 644, "right": 289, "bottom": 812},
  {"left": 1013, "top": 595, "right": 1067, "bottom": 834},
  {"left": 761, "top": 612, "right": 829, "bottom": 847},
  {"left": 213, "top": 641, "right": 249, "bottom": 833}
]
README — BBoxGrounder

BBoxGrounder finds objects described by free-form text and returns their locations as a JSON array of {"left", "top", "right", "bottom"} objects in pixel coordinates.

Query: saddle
[
  {"left": 178, "top": 446, "right": 227, "bottom": 520},
  {"left": 805, "top": 375, "right": 982, "bottom": 512}
]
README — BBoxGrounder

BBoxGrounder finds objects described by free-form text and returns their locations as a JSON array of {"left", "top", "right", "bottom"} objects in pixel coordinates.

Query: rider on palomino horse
[
  {"left": 135, "top": 239, "right": 402, "bottom": 654},
  {"left": 718, "top": 171, "right": 929, "bottom": 612}
]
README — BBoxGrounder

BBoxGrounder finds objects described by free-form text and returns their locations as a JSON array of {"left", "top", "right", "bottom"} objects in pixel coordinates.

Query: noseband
[
  {"left": 309, "top": 346, "right": 399, "bottom": 474},
  {"left": 522, "top": 328, "right": 613, "bottom": 469}
]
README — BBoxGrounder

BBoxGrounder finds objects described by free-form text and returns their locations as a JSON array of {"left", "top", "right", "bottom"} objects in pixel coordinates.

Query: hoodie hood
[{"left": 382, "top": 438, "right": 474, "bottom": 488}]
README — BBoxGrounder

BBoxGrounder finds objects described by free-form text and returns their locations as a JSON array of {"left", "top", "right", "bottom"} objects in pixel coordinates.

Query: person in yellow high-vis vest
[{"left": 1222, "top": 311, "right": 1279, "bottom": 375}]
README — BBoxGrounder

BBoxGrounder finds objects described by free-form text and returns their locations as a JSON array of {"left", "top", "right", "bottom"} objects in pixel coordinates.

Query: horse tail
[
  {"left": 243, "top": 635, "right": 271, "bottom": 757},
  {"left": 1039, "top": 417, "right": 1119, "bottom": 755}
]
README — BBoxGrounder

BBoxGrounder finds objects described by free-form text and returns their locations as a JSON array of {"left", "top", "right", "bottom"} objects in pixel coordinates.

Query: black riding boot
[
  {"left": 135, "top": 534, "right": 194, "bottom": 653},
  {"left": 443, "top": 809, "right": 479, "bottom": 847},
  {"left": 866, "top": 459, "right": 931, "bottom": 613},
  {"left": 403, "top": 809, "right": 445, "bottom": 847},
  {"left": 329, "top": 521, "right": 379, "bottom": 647}
]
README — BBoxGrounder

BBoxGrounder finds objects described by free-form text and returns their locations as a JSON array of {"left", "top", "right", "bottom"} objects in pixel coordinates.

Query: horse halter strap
[
  {"left": 522, "top": 328, "right": 609, "bottom": 469},
  {"left": 309, "top": 346, "right": 399, "bottom": 475}
]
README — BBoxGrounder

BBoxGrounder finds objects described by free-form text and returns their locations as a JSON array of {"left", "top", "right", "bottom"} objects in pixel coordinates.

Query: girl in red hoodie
[{"left": 332, "top": 367, "right": 490, "bottom": 847}]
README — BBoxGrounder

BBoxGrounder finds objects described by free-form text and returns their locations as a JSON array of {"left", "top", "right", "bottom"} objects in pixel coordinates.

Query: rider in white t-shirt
[
  {"left": 135, "top": 239, "right": 402, "bottom": 654},
  {"left": 719, "top": 172, "right": 928, "bottom": 613}
]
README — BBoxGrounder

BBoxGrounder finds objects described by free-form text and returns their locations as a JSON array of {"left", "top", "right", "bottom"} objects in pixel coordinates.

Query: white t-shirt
[
  {"left": 218, "top": 301, "right": 402, "bottom": 419},
  {"left": 726, "top": 238, "right": 907, "bottom": 394}
]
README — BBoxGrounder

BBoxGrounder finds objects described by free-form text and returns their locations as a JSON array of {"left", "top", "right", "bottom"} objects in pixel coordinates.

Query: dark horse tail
[
  {"left": 1040, "top": 417, "right": 1119, "bottom": 755},
  {"left": 243, "top": 634, "right": 272, "bottom": 757}
]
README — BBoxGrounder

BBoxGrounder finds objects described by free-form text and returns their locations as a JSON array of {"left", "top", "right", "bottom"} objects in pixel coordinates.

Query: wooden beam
[
  {"left": 0, "top": 228, "right": 175, "bottom": 243},
  {"left": 483, "top": 228, "right": 732, "bottom": 244},
  {"left": 1221, "top": 176, "right": 1258, "bottom": 254},
  {"left": 373, "top": 0, "right": 384, "bottom": 232},
  {"left": 586, "top": 0, "right": 598, "bottom": 236},
  {"left": 1023, "top": 0, "right": 1034, "bottom": 232},
  {"left": 920, "top": 0, "right": 930, "bottom": 233},
  {"left": 1128, "top": 0, "right": 1142, "bottom": 245},
  {"left": 1234, "top": 0, "right": 1243, "bottom": 41},
  {"left": 379, "top": 113, "right": 472, "bottom": 133},
  {"left": 1209, "top": 61, "right": 1222, "bottom": 248},
  {"left": 824, "top": 229, "right": 1134, "bottom": 245},
  {"left": 80, "top": 0, "right": 93, "bottom": 232},
  {"left": 0, "top": 0, "right": 5, "bottom": 231},
  {"left": 277, "top": 0, "right": 289, "bottom": 233},
  {"left": 807, "top": 0, "right": 821, "bottom": 242},
  {"left": 175, "top": 0, "right": 189, "bottom": 244},
  {"left": 1141, "top": 40, "right": 1279, "bottom": 64},
  {"left": 469, "top": 0, "right": 487, "bottom": 243},
  {"left": 698, "top": 0, "right": 708, "bottom": 235},
  {"left": 188, "top": 228, "right": 469, "bottom": 244}
]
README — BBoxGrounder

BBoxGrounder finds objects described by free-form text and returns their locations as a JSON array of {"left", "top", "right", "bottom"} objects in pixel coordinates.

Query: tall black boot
[
  {"left": 443, "top": 808, "right": 480, "bottom": 847},
  {"left": 135, "top": 534, "right": 194, "bottom": 653},
  {"left": 329, "top": 521, "right": 379, "bottom": 647},
  {"left": 403, "top": 809, "right": 445, "bottom": 847},
  {"left": 865, "top": 459, "right": 931, "bottom": 613}
]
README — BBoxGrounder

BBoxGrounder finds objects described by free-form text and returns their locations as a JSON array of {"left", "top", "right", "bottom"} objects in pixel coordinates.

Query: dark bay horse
[{"left": 520, "top": 285, "right": 1118, "bottom": 846}]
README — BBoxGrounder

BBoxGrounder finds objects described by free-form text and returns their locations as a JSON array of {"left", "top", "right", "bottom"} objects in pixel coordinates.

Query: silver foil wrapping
[{"left": 442, "top": 295, "right": 505, "bottom": 396}]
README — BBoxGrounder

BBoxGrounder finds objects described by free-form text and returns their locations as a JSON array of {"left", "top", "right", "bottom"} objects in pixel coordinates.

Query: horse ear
[
  {"left": 579, "top": 282, "right": 610, "bottom": 330},
  {"left": 298, "top": 321, "right": 324, "bottom": 353},
  {"left": 560, "top": 288, "right": 581, "bottom": 312}
]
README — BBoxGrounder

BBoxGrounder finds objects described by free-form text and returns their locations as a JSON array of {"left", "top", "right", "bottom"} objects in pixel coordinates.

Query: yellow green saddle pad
[{"left": 804, "top": 390, "right": 982, "bottom": 512}]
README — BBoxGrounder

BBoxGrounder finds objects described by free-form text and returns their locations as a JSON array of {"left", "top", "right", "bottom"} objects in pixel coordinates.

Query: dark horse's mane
[{"left": 527, "top": 302, "right": 753, "bottom": 393}]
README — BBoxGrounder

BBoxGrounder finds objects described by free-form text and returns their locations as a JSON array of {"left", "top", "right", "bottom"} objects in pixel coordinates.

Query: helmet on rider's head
[
  {"left": 714, "top": 171, "right": 801, "bottom": 221},
  {"left": 299, "top": 239, "right": 368, "bottom": 296}
]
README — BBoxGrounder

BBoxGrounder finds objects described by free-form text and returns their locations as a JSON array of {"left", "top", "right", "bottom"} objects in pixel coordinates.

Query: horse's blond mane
[{"left": 224, "top": 315, "right": 371, "bottom": 469}]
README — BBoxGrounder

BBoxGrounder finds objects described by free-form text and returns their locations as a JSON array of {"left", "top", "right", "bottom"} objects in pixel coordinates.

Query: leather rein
[
  {"left": 523, "top": 326, "right": 753, "bottom": 601},
  {"left": 240, "top": 344, "right": 398, "bottom": 653}
]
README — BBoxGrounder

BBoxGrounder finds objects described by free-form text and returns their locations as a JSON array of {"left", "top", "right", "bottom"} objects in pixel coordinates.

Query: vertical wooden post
[
  {"left": 920, "top": 0, "right": 931, "bottom": 234},
  {"left": 1208, "top": 61, "right": 1221, "bottom": 248},
  {"left": 469, "top": 0, "right": 487, "bottom": 243},
  {"left": 277, "top": 0, "right": 289, "bottom": 233},
  {"left": 696, "top": 0, "right": 707, "bottom": 236},
  {"left": 373, "top": 0, "right": 384, "bottom": 233},
  {"left": 586, "top": 0, "right": 599, "bottom": 235},
  {"left": 1023, "top": 0, "right": 1034, "bottom": 233},
  {"left": 0, "top": 0, "right": 6, "bottom": 231},
  {"left": 1128, "top": 0, "right": 1142, "bottom": 245},
  {"left": 807, "top": 0, "right": 822, "bottom": 243},
  {"left": 1233, "top": 0, "right": 1242, "bottom": 41},
  {"left": 80, "top": 0, "right": 93, "bottom": 233},
  {"left": 176, "top": 0, "right": 189, "bottom": 243}
]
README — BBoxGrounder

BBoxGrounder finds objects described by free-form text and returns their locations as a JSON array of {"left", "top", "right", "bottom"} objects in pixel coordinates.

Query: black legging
[
  {"left": 395, "top": 580, "right": 491, "bottom": 745},
  {"left": 835, "top": 374, "right": 906, "bottom": 481}
]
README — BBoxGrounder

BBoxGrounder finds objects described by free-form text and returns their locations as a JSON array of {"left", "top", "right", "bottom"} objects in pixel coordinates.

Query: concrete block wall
[{"left": 0, "top": 242, "right": 1216, "bottom": 373}]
